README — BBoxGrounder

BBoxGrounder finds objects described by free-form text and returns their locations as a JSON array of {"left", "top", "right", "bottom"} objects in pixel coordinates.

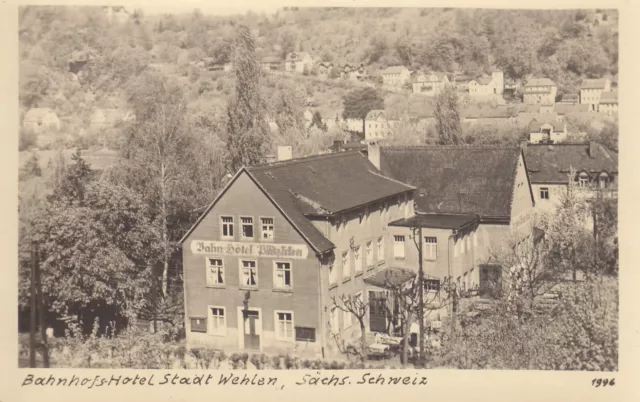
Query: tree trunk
[
  {"left": 360, "top": 319, "right": 368, "bottom": 363},
  {"left": 160, "top": 162, "right": 169, "bottom": 298},
  {"left": 402, "top": 311, "right": 412, "bottom": 367}
]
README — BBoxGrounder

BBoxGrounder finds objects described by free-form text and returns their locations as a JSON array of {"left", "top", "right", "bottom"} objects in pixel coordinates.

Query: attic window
[
  {"left": 599, "top": 172, "right": 609, "bottom": 189},
  {"left": 577, "top": 172, "right": 589, "bottom": 188}
]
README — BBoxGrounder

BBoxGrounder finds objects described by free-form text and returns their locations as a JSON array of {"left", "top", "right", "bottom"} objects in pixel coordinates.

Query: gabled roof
[
  {"left": 379, "top": 146, "right": 526, "bottom": 220},
  {"left": 580, "top": 79, "right": 609, "bottom": 90},
  {"left": 181, "top": 152, "right": 415, "bottom": 254},
  {"left": 365, "top": 109, "right": 386, "bottom": 121},
  {"left": 524, "top": 143, "right": 618, "bottom": 184},
  {"left": 382, "top": 65, "right": 409, "bottom": 75},
  {"left": 600, "top": 91, "right": 618, "bottom": 105},
  {"left": 524, "top": 78, "right": 557, "bottom": 87}
]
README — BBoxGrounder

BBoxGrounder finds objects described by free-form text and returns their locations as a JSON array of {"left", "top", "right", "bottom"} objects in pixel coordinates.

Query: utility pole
[
  {"left": 417, "top": 226, "right": 425, "bottom": 367},
  {"left": 29, "top": 242, "right": 37, "bottom": 368},
  {"left": 35, "top": 244, "right": 49, "bottom": 368}
]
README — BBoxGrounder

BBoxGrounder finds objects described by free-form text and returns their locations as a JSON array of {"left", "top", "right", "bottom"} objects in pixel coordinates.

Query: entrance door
[
  {"left": 479, "top": 265, "right": 502, "bottom": 298},
  {"left": 368, "top": 291, "right": 387, "bottom": 333},
  {"left": 243, "top": 310, "right": 260, "bottom": 351}
]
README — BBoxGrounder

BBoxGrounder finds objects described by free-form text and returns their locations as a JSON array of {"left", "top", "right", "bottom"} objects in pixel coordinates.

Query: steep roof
[
  {"left": 581, "top": 79, "right": 609, "bottom": 90},
  {"left": 379, "top": 146, "right": 524, "bottom": 219},
  {"left": 600, "top": 91, "right": 618, "bottom": 104},
  {"left": 524, "top": 78, "right": 556, "bottom": 87},
  {"left": 365, "top": 109, "right": 386, "bottom": 121},
  {"left": 524, "top": 143, "right": 618, "bottom": 184},
  {"left": 382, "top": 65, "right": 409, "bottom": 75}
]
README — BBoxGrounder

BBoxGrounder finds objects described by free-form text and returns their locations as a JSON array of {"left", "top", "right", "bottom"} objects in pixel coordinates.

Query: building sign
[{"left": 190, "top": 240, "right": 309, "bottom": 259}]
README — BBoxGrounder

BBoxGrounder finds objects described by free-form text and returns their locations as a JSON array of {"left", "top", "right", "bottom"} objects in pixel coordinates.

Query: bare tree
[{"left": 329, "top": 293, "right": 368, "bottom": 363}]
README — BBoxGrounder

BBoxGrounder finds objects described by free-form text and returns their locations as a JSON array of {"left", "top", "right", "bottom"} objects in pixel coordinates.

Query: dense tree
[
  {"left": 225, "top": 25, "right": 271, "bottom": 174},
  {"left": 342, "top": 87, "right": 384, "bottom": 135},
  {"left": 434, "top": 86, "right": 462, "bottom": 145}
]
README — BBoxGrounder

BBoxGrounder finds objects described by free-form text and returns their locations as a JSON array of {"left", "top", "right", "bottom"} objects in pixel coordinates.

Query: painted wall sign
[{"left": 190, "top": 240, "right": 309, "bottom": 259}]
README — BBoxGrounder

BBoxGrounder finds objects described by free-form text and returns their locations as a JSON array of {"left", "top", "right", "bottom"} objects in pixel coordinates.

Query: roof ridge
[
  {"left": 381, "top": 145, "right": 519, "bottom": 150},
  {"left": 247, "top": 150, "right": 362, "bottom": 170}
]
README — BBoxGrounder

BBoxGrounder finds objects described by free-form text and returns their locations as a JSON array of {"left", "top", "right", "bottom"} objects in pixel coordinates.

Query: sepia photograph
[{"left": 16, "top": 4, "right": 619, "bottom": 373}]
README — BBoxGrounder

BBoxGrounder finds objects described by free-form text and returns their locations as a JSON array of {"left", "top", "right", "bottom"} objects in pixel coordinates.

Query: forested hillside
[{"left": 19, "top": 6, "right": 618, "bottom": 150}]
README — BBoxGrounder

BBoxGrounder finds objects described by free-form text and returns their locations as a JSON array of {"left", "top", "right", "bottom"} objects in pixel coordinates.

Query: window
[
  {"left": 540, "top": 187, "right": 549, "bottom": 200},
  {"left": 209, "top": 307, "right": 226, "bottom": 335},
  {"left": 366, "top": 241, "right": 373, "bottom": 267},
  {"left": 578, "top": 173, "right": 589, "bottom": 188},
  {"left": 377, "top": 237, "right": 385, "bottom": 262},
  {"left": 329, "top": 263, "right": 337, "bottom": 286},
  {"left": 274, "top": 262, "right": 292, "bottom": 290},
  {"left": 190, "top": 317, "right": 207, "bottom": 333},
  {"left": 393, "top": 235, "right": 405, "bottom": 259},
  {"left": 240, "top": 260, "right": 258, "bottom": 288},
  {"left": 330, "top": 307, "right": 340, "bottom": 333},
  {"left": 460, "top": 236, "right": 466, "bottom": 255},
  {"left": 354, "top": 246, "right": 362, "bottom": 274},
  {"left": 221, "top": 216, "right": 234, "bottom": 238},
  {"left": 454, "top": 240, "right": 459, "bottom": 257},
  {"left": 342, "top": 309, "right": 352, "bottom": 328},
  {"left": 466, "top": 236, "right": 471, "bottom": 252},
  {"left": 342, "top": 251, "right": 351, "bottom": 279},
  {"left": 473, "top": 232, "right": 478, "bottom": 248},
  {"left": 425, "top": 279, "right": 440, "bottom": 292},
  {"left": 295, "top": 327, "right": 316, "bottom": 342},
  {"left": 206, "top": 258, "right": 224, "bottom": 286},
  {"left": 424, "top": 237, "right": 437, "bottom": 260},
  {"left": 261, "top": 217, "right": 274, "bottom": 240},
  {"left": 275, "top": 311, "right": 294, "bottom": 341},
  {"left": 241, "top": 217, "right": 254, "bottom": 239}
]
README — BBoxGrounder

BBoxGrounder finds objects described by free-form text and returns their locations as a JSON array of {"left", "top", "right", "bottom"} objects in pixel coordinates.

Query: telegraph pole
[
  {"left": 29, "top": 242, "right": 37, "bottom": 368},
  {"left": 417, "top": 226, "right": 425, "bottom": 367},
  {"left": 35, "top": 244, "right": 49, "bottom": 367}
]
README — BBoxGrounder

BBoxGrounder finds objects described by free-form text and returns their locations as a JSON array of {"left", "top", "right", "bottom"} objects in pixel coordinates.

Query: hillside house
[
  {"left": 23, "top": 108, "right": 61, "bottom": 134},
  {"left": 412, "top": 72, "right": 450, "bottom": 96},
  {"left": 316, "top": 61, "right": 334, "bottom": 76},
  {"left": 381, "top": 66, "right": 411, "bottom": 90},
  {"left": 523, "top": 78, "right": 558, "bottom": 105},
  {"left": 364, "top": 110, "right": 399, "bottom": 141},
  {"left": 369, "top": 145, "right": 536, "bottom": 297},
  {"left": 285, "top": 52, "right": 313, "bottom": 74},
  {"left": 580, "top": 79, "right": 611, "bottom": 112},
  {"left": 180, "top": 151, "right": 415, "bottom": 357},
  {"left": 558, "top": 93, "right": 579, "bottom": 105},
  {"left": 468, "top": 71, "right": 504, "bottom": 98},
  {"left": 528, "top": 118, "right": 568, "bottom": 144},
  {"left": 598, "top": 91, "right": 618, "bottom": 115},
  {"left": 522, "top": 141, "right": 618, "bottom": 212}
]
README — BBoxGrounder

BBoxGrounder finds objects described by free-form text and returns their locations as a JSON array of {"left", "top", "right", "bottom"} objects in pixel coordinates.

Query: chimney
[
  {"left": 589, "top": 141, "right": 596, "bottom": 158},
  {"left": 519, "top": 139, "right": 528, "bottom": 151},
  {"left": 367, "top": 141, "right": 381, "bottom": 170},
  {"left": 333, "top": 140, "right": 343, "bottom": 153},
  {"left": 277, "top": 145, "right": 293, "bottom": 162}
]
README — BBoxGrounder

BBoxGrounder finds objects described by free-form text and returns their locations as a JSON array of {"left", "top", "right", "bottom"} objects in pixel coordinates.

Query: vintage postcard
[{"left": 1, "top": 0, "right": 638, "bottom": 401}]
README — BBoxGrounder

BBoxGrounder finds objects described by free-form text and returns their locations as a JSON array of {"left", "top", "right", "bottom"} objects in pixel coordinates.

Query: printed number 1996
[{"left": 592, "top": 378, "right": 615, "bottom": 387}]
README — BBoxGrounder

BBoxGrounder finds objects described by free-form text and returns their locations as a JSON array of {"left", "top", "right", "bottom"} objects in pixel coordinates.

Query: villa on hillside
[
  {"left": 285, "top": 52, "right": 313, "bottom": 74},
  {"left": 412, "top": 72, "right": 450, "bottom": 96},
  {"left": 580, "top": 79, "right": 611, "bottom": 112},
  {"left": 523, "top": 78, "right": 558, "bottom": 105},
  {"left": 381, "top": 66, "right": 411, "bottom": 90}
]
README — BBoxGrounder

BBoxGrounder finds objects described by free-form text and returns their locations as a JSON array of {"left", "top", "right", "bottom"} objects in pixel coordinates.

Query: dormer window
[
  {"left": 578, "top": 172, "right": 589, "bottom": 188},
  {"left": 599, "top": 172, "right": 609, "bottom": 189}
]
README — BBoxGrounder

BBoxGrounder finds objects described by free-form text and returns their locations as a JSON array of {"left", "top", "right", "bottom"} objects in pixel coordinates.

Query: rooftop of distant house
[
  {"left": 580, "top": 79, "right": 610, "bottom": 90},
  {"left": 378, "top": 145, "right": 529, "bottom": 221},
  {"left": 523, "top": 142, "right": 618, "bottom": 184},
  {"left": 365, "top": 109, "right": 386, "bottom": 120},
  {"left": 559, "top": 93, "right": 580, "bottom": 102},
  {"left": 285, "top": 52, "right": 311, "bottom": 61},
  {"left": 382, "top": 65, "right": 410, "bottom": 75},
  {"left": 553, "top": 103, "right": 590, "bottom": 114},
  {"left": 524, "top": 78, "right": 557, "bottom": 87},
  {"left": 600, "top": 91, "right": 618, "bottom": 104},
  {"left": 529, "top": 118, "right": 565, "bottom": 132}
]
